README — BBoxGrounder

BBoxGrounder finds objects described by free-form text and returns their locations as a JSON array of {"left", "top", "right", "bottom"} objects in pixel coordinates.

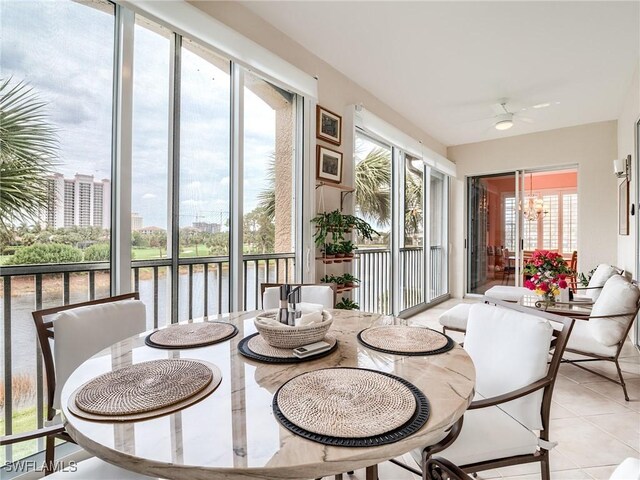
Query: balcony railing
[
  {"left": 355, "top": 246, "right": 447, "bottom": 315},
  {"left": 0, "top": 252, "right": 294, "bottom": 463}
]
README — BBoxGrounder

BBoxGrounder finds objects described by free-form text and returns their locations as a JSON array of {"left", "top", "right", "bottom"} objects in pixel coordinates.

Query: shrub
[
  {"left": 0, "top": 373, "right": 35, "bottom": 408},
  {"left": 6, "top": 243, "right": 83, "bottom": 265},
  {"left": 83, "top": 243, "right": 110, "bottom": 262}
]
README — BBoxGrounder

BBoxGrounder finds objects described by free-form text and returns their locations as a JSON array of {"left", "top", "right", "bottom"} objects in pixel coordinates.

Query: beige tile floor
[{"left": 330, "top": 299, "right": 640, "bottom": 480}]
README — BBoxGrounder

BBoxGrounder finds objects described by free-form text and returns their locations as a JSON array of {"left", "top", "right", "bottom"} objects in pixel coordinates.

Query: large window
[
  {"left": 0, "top": 0, "right": 305, "bottom": 466},
  {"left": 0, "top": 0, "right": 115, "bottom": 463}
]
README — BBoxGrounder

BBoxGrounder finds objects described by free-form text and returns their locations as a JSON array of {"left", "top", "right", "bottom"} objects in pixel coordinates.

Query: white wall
[
  {"left": 447, "top": 121, "right": 618, "bottom": 298},
  {"left": 617, "top": 67, "right": 639, "bottom": 277}
]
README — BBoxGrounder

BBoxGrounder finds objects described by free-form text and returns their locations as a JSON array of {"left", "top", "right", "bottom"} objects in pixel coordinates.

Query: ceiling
[{"left": 241, "top": 1, "right": 639, "bottom": 146}]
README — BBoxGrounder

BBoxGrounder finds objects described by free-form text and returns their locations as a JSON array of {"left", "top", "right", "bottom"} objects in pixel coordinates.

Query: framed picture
[
  {"left": 317, "top": 146, "right": 343, "bottom": 183},
  {"left": 619, "top": 180, "right": 629, "bottom": 235},
  {"left": 316, "top": 105, "right": 342, "bottom": 145}
]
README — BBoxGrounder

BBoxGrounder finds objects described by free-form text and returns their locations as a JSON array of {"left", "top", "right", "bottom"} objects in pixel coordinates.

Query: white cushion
[
  {"left": 263, "top": 286, "right": 334, "bottom": 310},
  {"left": 411, "top": 403, "right": 538, "bottom": 467},
  {"left": 485, "top": 286, "right": 530, "bottom": 302},
  {"left": 48, "top": 457, "right": 156, "bottom": 478},
  {"left": 610, "top": 458, "right": 640, "bottom": 480},
  {"left": 53, "top": 299, "right": 146, "bottom": 409},
  {"left": 465, "top": 304, "right": 553, "bottom": 430},
  {"left": 588, "top": 275, "right": 639, "bottom": 347},
  {"left": 586, "top": 264, "right": 620, "bottom": 301},
  {"left": 566, "top": 318, "right": 617, "bottom": 357},
  {"left": 439, "top": 303, "right": 473, "bottom": 331}
]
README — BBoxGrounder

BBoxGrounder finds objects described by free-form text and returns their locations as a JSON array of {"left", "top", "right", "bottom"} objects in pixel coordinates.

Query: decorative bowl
[{"left": 254, "top": 309, "right": 333, "bottom": 349}]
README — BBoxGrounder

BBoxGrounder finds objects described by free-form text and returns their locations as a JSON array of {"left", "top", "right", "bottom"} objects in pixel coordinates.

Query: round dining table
[{"left": 61, "top": 309, "right": 475, "bottom": 480}]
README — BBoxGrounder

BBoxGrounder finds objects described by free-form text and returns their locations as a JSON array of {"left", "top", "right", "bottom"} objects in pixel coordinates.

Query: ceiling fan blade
[
  {"left": 517, "top": 115, "right": 535, "bottom": 124},
  {"left": 461, "top": 115, "right": 495, "bottom": 125},
  {"left": 490, "top": 103, "right": 507, "bottom": 115}
]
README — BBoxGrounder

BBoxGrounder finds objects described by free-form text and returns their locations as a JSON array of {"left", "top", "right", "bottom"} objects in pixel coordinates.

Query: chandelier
[{"left": 522, "top": 174, "right": 547, "bottom": 221}]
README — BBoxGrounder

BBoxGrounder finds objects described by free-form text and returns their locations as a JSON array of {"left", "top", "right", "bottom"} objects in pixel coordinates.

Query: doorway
[{"left": 466, "top": 167, "right": 578, "bottom": 296}]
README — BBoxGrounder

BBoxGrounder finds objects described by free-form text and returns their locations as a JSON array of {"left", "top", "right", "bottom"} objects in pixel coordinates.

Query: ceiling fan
[{"left": 489, "top": 100, "right": 535, "bottom": 131}]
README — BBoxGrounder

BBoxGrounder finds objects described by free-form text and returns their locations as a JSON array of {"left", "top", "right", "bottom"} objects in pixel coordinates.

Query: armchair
[
  {"left": 563, "top": 275, "right": 640, "bottom": 401},
  {"left": 1, "top": 293, "right": 156, "bottom": 478},
  {"left": 572, "top": 263, "right": 623, "bottom": 303},
  {"left": 396, "top": 299, "right": 574, "bottom": 480}
]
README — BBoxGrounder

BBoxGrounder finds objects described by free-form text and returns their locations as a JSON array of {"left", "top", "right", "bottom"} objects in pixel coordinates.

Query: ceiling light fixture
[{"left": 494, "top": 113, "right": 513, "bottom": 130}]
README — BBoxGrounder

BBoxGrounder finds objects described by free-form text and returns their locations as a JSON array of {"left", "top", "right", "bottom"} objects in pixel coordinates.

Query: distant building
[
  {"left": 131, "top": 212, "right": 144, "bottom": 231},
  {"left": 139, "top": 226, "right": 166, "bottom": 235},
  {"left": 45, "top": 173, "right": 110, "bottom": 229},
  {"left": 192, "top": 222, "right": 221, "bottom": 234}
]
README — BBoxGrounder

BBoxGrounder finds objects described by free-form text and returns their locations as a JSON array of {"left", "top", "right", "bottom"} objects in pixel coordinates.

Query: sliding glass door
[{"left": 466, "top": 168, "right": 578, "bottom": 296}]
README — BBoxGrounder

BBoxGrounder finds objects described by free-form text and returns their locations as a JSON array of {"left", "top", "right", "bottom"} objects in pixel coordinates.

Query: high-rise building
[
  {"left": 45, "top": 173, "right": 111, "bottom": 229},
  {"left": 131, "top": 212, "right": 144, "bottom": 231}
]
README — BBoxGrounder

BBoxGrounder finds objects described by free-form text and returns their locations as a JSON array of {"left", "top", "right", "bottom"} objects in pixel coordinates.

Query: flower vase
[{"left": 538, "top": 291, "right": 556, "bottom": 308}]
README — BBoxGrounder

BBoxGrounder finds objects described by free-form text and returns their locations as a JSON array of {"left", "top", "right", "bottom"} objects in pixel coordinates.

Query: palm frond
[
  {"left": 0, "top": 78, "right": 58, "bottom": 231},
  {"left": 257, "top": 154, "right": 276, "bottom": 221},
  {"left": 355, "top": 147, "right": 391, "bottom": 226}
]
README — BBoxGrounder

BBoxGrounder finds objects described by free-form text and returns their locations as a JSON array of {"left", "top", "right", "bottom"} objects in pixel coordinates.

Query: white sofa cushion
[
  {"left": 53, "top": 299, "right": 146, "bottom": 409},
  {"left": 465, "top": 304, "right": 553, "bottom": 430},
  {"left": 588, "top": 275, "right": 639, "bottom": 347},
  {"left": 485, "top": 286, "right": 530, "bottom": 302},
  {"left": 263, "top": 286, "right": 334, "bottom": 310},
  {"left": 586, "top": 264, "right": 619, "bottom": 301},
  {"left": 48, "top": 457, "right": 156, "bottom": 479},
  {"left": 610, "top": 458, "right": 640, "bottom": 480},
  {"left": 566, "top": 318, "right": 617, "bottom": 357},
  {"left": 439, "top": 303, "right": 473, "bottom": 331},
  {"left": 411, "top": 403, "right": 538, "bottom": 467}
]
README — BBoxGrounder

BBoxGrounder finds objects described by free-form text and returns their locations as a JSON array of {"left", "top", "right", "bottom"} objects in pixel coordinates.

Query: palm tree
[
  {"left": 257, "top": 155, "right": 276, "bottom": 221},
  {"left": 0, "top": 78, "right": 58, "bottom": 232},
  {"left": 355, "top": 147, "right": 391, "bottom": 226}
]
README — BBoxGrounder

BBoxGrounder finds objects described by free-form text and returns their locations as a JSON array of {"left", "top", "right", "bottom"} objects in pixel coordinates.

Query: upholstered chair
[
  {"left": 261, "top": 283, "right": 336, "bottom": 310},
  {"left": 573, "top": 263, "right": 622, "bottom": 303},
  {"left": 396, "top": 300, "right": 574, "bottom": 480},
  {"left": 1, "top": 293, "right": 156, "bottom": 478},
  {"left": 563, "top": 275, "right": 640, "bottom": 400}
]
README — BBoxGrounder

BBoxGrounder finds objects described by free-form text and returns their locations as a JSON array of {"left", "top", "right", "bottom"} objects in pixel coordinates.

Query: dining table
[{"left": 61, "top": 309, "right": 476, "bottom": 480}]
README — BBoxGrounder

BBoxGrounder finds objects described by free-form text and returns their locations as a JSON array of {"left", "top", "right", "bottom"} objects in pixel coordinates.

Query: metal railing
[
  {"left": 355, "top": 246, "right": 447, "bottom": 315},
  {"left": 0, "top": 252, "right": 294, "bottom": 463}
]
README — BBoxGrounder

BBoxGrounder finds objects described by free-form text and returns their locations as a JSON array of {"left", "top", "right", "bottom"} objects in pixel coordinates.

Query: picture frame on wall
[
  {"left": 316, "top": 105, "right": 342, "bottom": 145},
  {"left": 317, "top": 145, "right": 343, "bottom": 184},
  {"left": 619, "top": 180, "right": 629, "bottom": 235}
]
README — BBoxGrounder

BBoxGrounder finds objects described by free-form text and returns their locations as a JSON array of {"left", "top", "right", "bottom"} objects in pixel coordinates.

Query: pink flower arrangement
[{"left": 523, "top": 250, "right": 574, "bottom": 298}]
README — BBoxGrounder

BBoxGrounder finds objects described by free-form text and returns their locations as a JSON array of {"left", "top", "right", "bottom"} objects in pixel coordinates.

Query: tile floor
[{"left": 334, "top": 298, "right": 640, "bottom": 480}]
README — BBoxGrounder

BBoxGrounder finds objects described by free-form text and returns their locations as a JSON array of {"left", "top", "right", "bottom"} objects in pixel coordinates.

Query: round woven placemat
[
  {"left": 273, "top": 367, "right": 430, "bottom": 447},
  {"left": 238, "top": 333, "right": 338, "bottom": 363},
  {"left": 67, "top": 359, "right": 222, "bottom": 422},
  {"left": 357, "top": 325, "right": 454, "bottom": 356},
  {"left": 145, "top": 321, "right": 238, "bottom": 349}
]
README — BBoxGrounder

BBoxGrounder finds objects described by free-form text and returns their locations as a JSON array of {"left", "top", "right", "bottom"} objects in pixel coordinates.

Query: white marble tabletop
[{"left": 61, "top": 309, "right": 475, "bottom": 480}]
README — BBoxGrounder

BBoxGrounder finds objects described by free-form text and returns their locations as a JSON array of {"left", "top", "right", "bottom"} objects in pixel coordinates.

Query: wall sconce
[{"left": 614, "top": 155, "right": 631, "bottom": 180}]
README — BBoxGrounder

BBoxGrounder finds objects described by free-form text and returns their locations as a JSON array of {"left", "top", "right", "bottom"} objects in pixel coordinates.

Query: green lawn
[
  {"left": 1, "top": 406, "right": 39, "bottom": 464},
  {"left": 132, "top": 244, "right": 212, "bottom": 260}
]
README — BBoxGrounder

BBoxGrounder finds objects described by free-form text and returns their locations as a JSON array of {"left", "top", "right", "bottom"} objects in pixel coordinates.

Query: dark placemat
[
  {"left": 357, "top": 325, "right": 454, "bottom": 356},
  {"left": 273, "top": 367, "right": 430, "bottom": 447},
  {"left": 145, "top": 321, "right": 238, "bottom": 349},
  {"left": 238, "top": 332, "right": 338, "bottom": 363}
]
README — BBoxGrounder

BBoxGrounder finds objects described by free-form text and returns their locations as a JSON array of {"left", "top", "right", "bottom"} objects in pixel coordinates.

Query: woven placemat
[
  {"left": 67, "top": 359, "right": 222, "bottom": 422},
  {"left": 357, "top": 325, "right": 454, "bottom": 356},
  {"left": 273, "top": 367, "right": 430, "bottom": 447},
  {"left": 145, "top": 321, "right": 238, "bottom": 349},
  {"left": 238, "top": 333, "right": 338, "bottom": 363}
]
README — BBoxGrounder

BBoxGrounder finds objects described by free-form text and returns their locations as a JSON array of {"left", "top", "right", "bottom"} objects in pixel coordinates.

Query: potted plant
[
  {"left": 334, "top": 274, "right": 346, "bottom": 289},
  {"left": 322, "top": 243, "right": 337, "bottom": 263},
  {"left": 341, "top": 273, "right": 359, "bottom": 288},
  {"left": 320, "top": 274, "right": 337, "bottom": 284},
  {"left": 340, "top": 240, "right": 355, "bottom": 261},
  {"left": 335, "top": 297, "right": 359, "bottom": 310},
  {"left": 334, "top": 242, "right": 346, "bottom": 259}
]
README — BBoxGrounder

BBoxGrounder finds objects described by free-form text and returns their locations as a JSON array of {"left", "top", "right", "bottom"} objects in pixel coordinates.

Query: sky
[{"left": 1, "top": 0, "right": 279, "bottom": 230}]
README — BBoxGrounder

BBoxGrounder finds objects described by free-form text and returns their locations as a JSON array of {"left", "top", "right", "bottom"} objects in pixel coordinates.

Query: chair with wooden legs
[
  {"left": 0, "top": 293, "right": 156, "bottom": 477},
  {"left": 392, "top": 298, "right": 574, "bottom": 480}
]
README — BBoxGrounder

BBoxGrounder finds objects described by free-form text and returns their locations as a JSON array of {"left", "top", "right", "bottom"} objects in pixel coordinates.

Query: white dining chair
[
  {"left": 261, "top": 283, "right": 336, "bottom": 310},
  {"left": 395, "top": 300, "right": 574, "bottom": 480},
  {"left": 0, "top": 293, "right": 157, "bottom": 478},
  {"left": 563, "top": 275, "right": 640, "bottom": 401}
]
